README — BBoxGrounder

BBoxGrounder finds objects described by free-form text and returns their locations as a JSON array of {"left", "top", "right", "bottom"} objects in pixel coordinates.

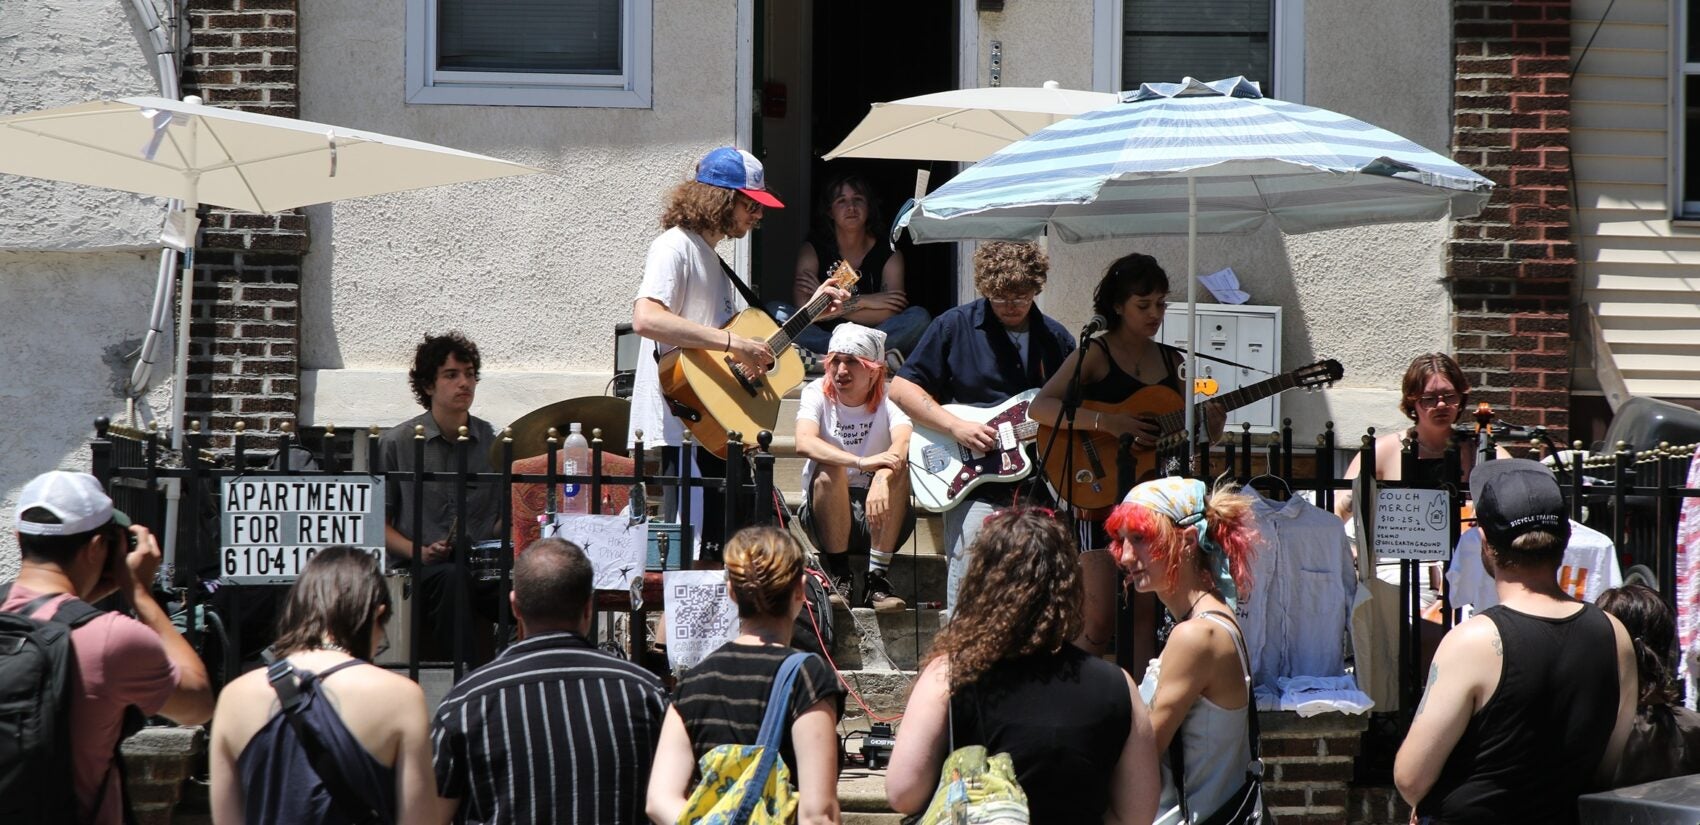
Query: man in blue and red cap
[{"left": 628, "top": 147, "right": 846, "bottom": 555}]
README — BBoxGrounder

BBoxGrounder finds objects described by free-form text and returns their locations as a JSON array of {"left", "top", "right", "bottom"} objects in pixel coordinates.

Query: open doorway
[{"left": 751, "top": 1, "right": 958, "bottom": 320}]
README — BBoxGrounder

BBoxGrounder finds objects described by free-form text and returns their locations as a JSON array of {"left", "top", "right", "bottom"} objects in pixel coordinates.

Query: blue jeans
[
  {"left": 942, "top": 498, "right": 999, "bottom": 621},
  {"left": 765, "top": 301, "right": 933, "bottom": 356}
]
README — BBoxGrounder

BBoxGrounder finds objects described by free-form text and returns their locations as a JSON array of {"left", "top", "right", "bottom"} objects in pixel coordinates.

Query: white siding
[{"left": 1574, "top": 0, "right": 1700, "bottom": 397}]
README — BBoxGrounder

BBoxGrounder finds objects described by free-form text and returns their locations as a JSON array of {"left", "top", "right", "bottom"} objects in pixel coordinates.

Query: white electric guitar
[{"left": 907, "top": 390, "right": 1042, "bottom": 512}]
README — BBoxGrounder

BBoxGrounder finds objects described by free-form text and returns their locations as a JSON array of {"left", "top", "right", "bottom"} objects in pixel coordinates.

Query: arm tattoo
[
  {"left": 1415, "top": 663, "right": 1439, "bottom": 717},
  {"left": 1491, "top": 632, "right": 1502, "bottom": 657}
]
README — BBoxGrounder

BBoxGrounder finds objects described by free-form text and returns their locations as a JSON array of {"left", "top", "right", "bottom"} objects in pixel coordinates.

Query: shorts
[{"left": 799, "top": 485, "right": 917, "bottom": 554}]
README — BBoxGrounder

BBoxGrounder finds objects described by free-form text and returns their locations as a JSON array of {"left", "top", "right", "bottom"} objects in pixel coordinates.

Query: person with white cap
[
  {"left": 795, "top": 322, "right": 915, "bottom": 611},
  {"left": 1394, "top": 459, "right": 1637, "bottom": 825},
  {"left": 1, "top": 470, "right": 213, "bottom": 825},
  {"left": 629, "top": 146, "right": 847, "bottom": 557}
]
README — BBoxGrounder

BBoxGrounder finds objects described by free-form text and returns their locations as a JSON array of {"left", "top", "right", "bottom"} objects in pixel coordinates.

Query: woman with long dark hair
[
  {"left": 886, "top": 508, "right": 1160, "bottom": 823},
  {"left": 210, "top": 547, "right": 443, "bottom": 825},
  {"left": 1597, "top": 584, "right": 1700, "bottom": 787}
]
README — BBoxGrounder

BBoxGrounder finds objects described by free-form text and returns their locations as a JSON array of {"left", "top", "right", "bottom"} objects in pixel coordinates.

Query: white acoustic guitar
[{"left": 907, "top": 390, "right": 1042, "bottom": 512}]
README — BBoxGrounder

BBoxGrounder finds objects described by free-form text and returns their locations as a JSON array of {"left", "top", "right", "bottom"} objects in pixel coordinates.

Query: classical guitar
[
  {"left": 659, "top": 261, "right": 860, "bottom": 458},
  {"left": 907, "top": 390, "right": 1043, "bottom": 512},
  {"left": 1036, "top": 359, "right": 1344, "bottom": 516}
]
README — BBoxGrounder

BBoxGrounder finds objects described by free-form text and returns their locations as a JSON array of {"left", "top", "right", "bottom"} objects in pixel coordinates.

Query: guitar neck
[
  {"left": 1154, "top": 371, "right": 1300, "bottom": 435},
  {"left": 767, "top": 290, "right": 837, "bottom": 355}
]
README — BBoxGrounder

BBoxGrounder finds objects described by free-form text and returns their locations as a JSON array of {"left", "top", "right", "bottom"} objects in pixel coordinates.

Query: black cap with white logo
[{"left": 1468, "top": 458, "right": 1570, "bottom": 550}]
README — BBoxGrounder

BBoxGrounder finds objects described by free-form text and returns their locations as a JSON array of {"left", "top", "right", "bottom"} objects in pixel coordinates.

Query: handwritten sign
[
  {"left": 220, "top": 475, "right": 385, "bottom": 584},
  {"left": 546, "top": 514, "right": 647, "bottom": 591},
  {"left": 664, "top": 570, "right": 739, "bottom": 671},
  {"left": 1373, "top": 488, "right": 1451, "bottom": 560}
]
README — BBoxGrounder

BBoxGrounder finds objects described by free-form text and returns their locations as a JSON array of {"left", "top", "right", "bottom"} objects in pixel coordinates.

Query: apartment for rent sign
[{"left": 220, "top": 475, "right": 386, "bottom": 583}]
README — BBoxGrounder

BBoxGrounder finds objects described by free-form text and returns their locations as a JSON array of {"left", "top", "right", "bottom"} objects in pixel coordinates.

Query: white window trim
[
  {"left": 404, "top": 0, "right": 653, "bottom": 108},
  {"left": 1672, "top": 0, "right": 1700, "bottom": 218},
  {"left": 1105, "top": 0, "right": 1304, "bottom": 103}
]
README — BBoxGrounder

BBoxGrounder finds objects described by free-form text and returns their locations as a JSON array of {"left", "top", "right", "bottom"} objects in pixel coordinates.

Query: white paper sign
[
  {"left": 1373, "top": 488, "right": 1452, "bottom": 560},
  {"left": 548, "top": 514, "right": 647, "bottom": 591},
  {"left": 664, "top": 570, "right": 739, "bottom": 671}
]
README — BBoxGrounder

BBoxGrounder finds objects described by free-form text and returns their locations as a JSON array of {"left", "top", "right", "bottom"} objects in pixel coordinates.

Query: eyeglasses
[
  {"left": 988, "top": 294, "right": 1036, "bottom": 308},
  {"left": 1415, "top": 392, "right": 1463, "bottom": 408}
]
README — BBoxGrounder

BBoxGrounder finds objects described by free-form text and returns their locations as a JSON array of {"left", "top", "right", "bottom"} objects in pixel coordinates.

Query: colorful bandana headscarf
[{"left": 1123, "top": 476, "right": 1238, "bottom": 610}]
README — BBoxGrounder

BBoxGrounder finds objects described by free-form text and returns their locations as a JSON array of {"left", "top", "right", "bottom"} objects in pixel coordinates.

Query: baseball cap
[
  {"left": 696, "top": 147, "right": 784, "bottom": 208},
  {"left": 828, "top": 323, "right": 886, "bottom": 362},
  {"left": 15, "top": 471, "right": 130, "bottom": 536},
  {"left": 1469, "top": 458, "right": 1570, "bottom": 549}
]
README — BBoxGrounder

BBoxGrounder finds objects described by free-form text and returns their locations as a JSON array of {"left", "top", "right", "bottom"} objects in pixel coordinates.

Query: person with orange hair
[
  {"left": 647, "top": 526, "right": 845, "bottom": 825},
  {"left": 1107, "top": 477, "right": 1260, "bottom": 825},
  {"left": 795, "top": 322, "right": 915, "bottom": 611}
]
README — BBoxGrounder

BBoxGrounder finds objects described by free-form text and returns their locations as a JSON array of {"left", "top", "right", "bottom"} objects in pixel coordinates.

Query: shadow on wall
[
  {"left": 0, "top": 250, "right": 167, "bottom": 576},
  {"left": 300, "top": 202, "right": 342, "bottom": 370}
]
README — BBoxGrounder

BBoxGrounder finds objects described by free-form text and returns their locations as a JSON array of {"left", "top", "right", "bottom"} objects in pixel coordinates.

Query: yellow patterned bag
[
  {"left": 677, "top": 652, "right": 809, "bottom": 824},
  {"left": 917, "top": 745, "right": 1030, "bottom": 825}
]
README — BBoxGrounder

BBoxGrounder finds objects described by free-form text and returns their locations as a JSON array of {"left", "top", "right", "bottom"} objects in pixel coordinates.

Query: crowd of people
[{"left": 6, "top": 145, "right": 1696, "bottom": 825}]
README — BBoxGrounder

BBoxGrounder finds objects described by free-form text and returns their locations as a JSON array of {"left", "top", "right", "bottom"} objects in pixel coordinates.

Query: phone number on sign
[{"left": 221, "top": 546, "right": 382, "bottom": 581}]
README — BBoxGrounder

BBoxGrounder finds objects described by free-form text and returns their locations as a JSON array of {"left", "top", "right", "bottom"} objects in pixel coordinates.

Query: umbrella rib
[
  {"left": 830, "top": 108, "right": 975, "bottom": 157},
  {"left": 0, "top": 122, "right": 192, "bottom": 173},
  {"left": 199, "top": 119, "right": 270, "bottom": 212}
]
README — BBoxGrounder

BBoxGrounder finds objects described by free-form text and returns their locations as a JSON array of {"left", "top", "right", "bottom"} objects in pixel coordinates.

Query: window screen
[
  {"left": 438, "top": 0, "right": 622, "bottom": 75},
  {"left": 1123, "top": 0, "right": 1273, "bottom": 93}
]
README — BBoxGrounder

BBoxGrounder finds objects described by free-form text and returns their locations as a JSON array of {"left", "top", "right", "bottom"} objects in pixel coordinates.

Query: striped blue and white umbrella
[{"left": 894, "top": 76, "right": 1493, "bottom": 452}]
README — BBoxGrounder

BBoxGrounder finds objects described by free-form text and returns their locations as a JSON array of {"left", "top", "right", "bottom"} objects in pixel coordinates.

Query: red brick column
[
  {"left": 181, "top": 0, "right": 305, "bottom": 447},
  {"left": 1449, "top": 0, "right": 1575, "bottom": 443}
]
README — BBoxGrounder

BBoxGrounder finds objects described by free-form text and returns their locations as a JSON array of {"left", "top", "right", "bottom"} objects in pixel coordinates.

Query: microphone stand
[{"left": 1033, "top": 320, "right": 1100, "bottom": 526}]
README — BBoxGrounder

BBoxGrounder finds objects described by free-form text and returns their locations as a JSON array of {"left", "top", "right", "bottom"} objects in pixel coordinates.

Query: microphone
[{"left": 1079, "top": 314, "right": 1110, "bottom": 338}]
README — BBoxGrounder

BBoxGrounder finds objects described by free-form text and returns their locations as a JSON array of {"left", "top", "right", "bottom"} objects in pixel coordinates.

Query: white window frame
[
  {"left": 405, "top": 0, "right": 653, "bottom": 108},
  {"left": 1672, "top": 0, "right": 1700, "bottom": 219},
  {"left": 1098, "top": 0, "right": 1304, "bottom": 102}
]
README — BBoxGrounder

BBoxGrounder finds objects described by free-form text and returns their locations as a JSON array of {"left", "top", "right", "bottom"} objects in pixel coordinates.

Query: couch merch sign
[
  {"left": 220, "top": 475, "right": 386, "bottom": 583},
  {"left": 1373, "top": 487, "right": 1451, "bottom": 561}
]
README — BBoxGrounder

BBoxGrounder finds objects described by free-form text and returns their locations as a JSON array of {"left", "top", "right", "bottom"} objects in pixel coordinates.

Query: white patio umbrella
[
  {"left": 894, "top": 76, "right": 1494, "bottom": 456},
  {"left": 0, "top": 95, "right": 542, "bottom": 447},
  {"left": 823, "top": 81, "right": 1117, "bottom": 163}
]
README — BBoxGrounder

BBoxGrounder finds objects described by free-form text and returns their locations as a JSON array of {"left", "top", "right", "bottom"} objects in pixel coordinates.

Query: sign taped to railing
[
  {"left": 220, "top": 474, "right": 386, "bottom": 584},
  {"left": 664, "top": 569, "right": 739, "bottom": 671},
  {"left": 1373, "top": 487, "right": 1451, "bottom": 560}
]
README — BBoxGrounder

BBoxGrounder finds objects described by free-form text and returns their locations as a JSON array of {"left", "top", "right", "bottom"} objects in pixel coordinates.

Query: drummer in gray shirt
[{"left": 378, "top": 331, "right": 503, "bottom": 664}]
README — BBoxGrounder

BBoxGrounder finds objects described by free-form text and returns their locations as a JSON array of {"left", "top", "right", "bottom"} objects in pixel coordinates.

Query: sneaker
[
  {"left": 825, "top": 572, "right": 852, "bottom": 609},
  {"left": 862, "top": 570, "right": 906, "bottom": 613},
  {"left": 799, "top": 347, "right": 825, "bottom": 376}
]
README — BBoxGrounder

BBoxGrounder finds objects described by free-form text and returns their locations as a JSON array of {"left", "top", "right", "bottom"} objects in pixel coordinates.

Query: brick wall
[
  {"left": 180, "top": 0, "right": 305, "bottom": 447},
  {"left": 1261, "top": 712, "right": 1367, "bottom": 825},
  {"left": 1448, "top": 0, "right": 1576, "bottom": 443},
  {"left": 122, "top": 726, "right": 206, "bottom": 825}
]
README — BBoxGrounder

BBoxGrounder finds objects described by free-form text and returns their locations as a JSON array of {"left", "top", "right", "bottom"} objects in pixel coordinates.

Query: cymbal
[{"left": 497, "top": 396, "right": 631, "bottom": 464}]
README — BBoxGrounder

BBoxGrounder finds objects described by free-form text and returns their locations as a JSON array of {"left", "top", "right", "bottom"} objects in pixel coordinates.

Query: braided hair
[{"left": 722, "top": 526, "right": 804, "bottom": 618}]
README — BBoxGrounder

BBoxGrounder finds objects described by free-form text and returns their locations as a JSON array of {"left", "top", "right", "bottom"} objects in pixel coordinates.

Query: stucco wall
[
  {"left": 0, "top": 251, "right": 173, "bottom": 575},
  {"left": 1306, "top": 0, "right": 1453, "bottom": 156},
  {"left": 0, "top": 0, "right": 166, "bottom": 250},
  {"left": 299, "top": 0, "right": 738, "bottom": 427}
]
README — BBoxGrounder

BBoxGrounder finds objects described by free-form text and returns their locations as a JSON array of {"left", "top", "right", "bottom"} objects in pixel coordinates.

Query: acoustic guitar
[
  {"left": 659, "top": 261, "right": 859, "bottom": 458},
  {"left": 1036, "top": 359, "right": 1344, "bottom": 516}
]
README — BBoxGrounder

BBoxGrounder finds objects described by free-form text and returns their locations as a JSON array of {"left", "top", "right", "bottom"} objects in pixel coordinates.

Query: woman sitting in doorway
[{"left": 770, "top": 174, "right": 932, "bottom": 358}]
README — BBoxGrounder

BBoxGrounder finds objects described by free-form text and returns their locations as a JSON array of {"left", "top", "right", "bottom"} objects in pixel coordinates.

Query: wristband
[{"left": 724, "top": 330, "right": 731, "bottom": 352}]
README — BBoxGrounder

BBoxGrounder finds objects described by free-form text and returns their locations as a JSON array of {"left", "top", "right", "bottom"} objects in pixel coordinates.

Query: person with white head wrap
[{"left": 794, "top": 323, "right": 917, "bottom": 611}]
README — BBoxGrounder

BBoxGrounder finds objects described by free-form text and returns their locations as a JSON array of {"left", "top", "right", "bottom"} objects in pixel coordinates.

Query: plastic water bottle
[{"left": 562, "top": 422, "right": 591, "bottom": 515}]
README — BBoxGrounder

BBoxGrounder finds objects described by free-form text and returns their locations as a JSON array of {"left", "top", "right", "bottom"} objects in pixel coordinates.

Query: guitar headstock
[
  {"left": 825, "top": 259, "right": 861, "bottom": 291},
  {"left": 1293, "top": 359, "right": 1344, "bottom": 390}
]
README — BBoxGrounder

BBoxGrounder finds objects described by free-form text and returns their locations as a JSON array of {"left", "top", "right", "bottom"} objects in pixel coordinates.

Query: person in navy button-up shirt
[{"left": 888, "top": 242, "right": 1075, "bottom": 616}]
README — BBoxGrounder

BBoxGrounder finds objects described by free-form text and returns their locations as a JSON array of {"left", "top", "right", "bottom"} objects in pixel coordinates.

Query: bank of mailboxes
[{"left": 1158, "top": 304, "right": 1283, "bottom": 434}]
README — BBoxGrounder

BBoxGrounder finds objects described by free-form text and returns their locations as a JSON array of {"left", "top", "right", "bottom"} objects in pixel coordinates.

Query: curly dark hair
[
  {"left": 972, "top": 241, "right": 1049, "bottom": 298},
  {"left": 1599, "top": 584, "right": 1680, "bottom": 708},
  {"left": 1399, "top": 352, "right": 1470, "bottom": 422},
  {"left": 923, "top": 508, "right": 1082, "bottom": 693},
  {"left": 1094, "top": 253, "right": 1170, "bottom": 331},
  {"left": 409, "top": 330, "right": 481, "bottom": 410},
  {"left": 815, "top": 174, "right": 885, "bottom": 239},
  {"left": 661, "top": 180, "right": 745, "bottom": 237}
]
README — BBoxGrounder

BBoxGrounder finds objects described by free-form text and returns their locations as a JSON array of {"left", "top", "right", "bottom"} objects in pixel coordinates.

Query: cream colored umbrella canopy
[{"left": 823, "top": 81, "right": 1116, "bottom": 163}]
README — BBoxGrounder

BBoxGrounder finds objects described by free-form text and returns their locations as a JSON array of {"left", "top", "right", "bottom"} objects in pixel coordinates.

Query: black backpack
[{"left": 0, "top": 582, "right": 107, "bottom": 824}]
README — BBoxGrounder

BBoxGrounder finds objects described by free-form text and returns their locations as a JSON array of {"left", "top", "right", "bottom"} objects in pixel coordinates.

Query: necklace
[
  {"left": 1177, "top": 592, "right": 1210, "bottom": 622},
  {"left": 315, "top": 642, "right": 351, "bottom": 655}
]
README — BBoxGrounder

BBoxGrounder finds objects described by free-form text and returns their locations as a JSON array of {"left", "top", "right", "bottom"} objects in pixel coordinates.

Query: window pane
[
  {"left": 439, "top": 0, "right": 622, "bottom": 75},
  {"left": 1124, "top": 0, "right": 1273, "bottom": 92},
  {"left": 1690, "top": 0, "right": 1700, "bottom": 62},
  {"left": 1684, "top": 75, "right": 1700, "bottom": 214}
]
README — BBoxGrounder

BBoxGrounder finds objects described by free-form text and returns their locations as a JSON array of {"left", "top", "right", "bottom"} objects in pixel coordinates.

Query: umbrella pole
[{"left": 1184, "top": 175, "right": 1198, "bottom": 473}]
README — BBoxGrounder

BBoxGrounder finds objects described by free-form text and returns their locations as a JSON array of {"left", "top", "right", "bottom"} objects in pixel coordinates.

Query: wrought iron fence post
[
  {"left": 1116, "top": 432, "right": 1137, "bottom": 673},
  {"left": 452, "top": 426, "right": 471, "bottom": 678},
  {"left": 409, "top": 424, "right": 425, "bottom": 682},
  {"left": 1569, "top": 440, "right": 1586, "bottom": 523},
  {"left": 679, "top": 434, "right": 696, "bottom": 567},
  {"left": 1238, "top": 423, "right": 1253, "bottom": 483},
  {"left": 724, "top": 432, "right": 746, "bottom": 542},
  {"left": 1320, "top": 423, "right": 1336, "bottom": 513},
  {"left": 498, "top": 427, "right": 515, "bottom": 649},
  {"left": 320, "top": 422, "right": 339, "bottom": 473},
  {"left": 590, "top": 429, "right": 606, "bottom": 516},
  {"left": 753, "top": 432, "right": 775, "bottom": 526},
  {"left": 1614, "top": 441, "right": 1633, "bottom": 554},
  {"left": 182, "top": 420, "right": 204, "bottom": 651},
  {"left": 1281, "top": 418, "right": 1294, "bottom": 484},
  {"left": 91, "top": 417, "right": 114, "bottom": 493},
  {"left": 1655, "top": 443, "right": 1676, "bottom": 611}
]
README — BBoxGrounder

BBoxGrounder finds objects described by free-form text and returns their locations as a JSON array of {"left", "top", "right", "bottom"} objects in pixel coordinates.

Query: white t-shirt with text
[{"left": 796, "top": 378, "right": 911, "bottom": 496}]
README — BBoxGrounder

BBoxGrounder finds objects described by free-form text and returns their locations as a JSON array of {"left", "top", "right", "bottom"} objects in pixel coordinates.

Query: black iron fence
[{"left": 90, "top": 418, "right": 780, "bottom": 683}]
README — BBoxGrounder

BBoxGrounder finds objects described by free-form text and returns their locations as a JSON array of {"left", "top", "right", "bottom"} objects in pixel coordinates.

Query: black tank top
[
  {"left": 1081, "top": 337, "right": 1183, "bottom": 403},
  {"left": 1417, "top": 603, "right": 1620, "bottom": 825},
  {"left": 237, "top": 659, "right": 398, "bottom": 825},
  {"left": 949, "top": 645, "right": 1131, "bottom": 821},
  {"left": 807, "top": 231, "right": 891, "bottom": 295}
]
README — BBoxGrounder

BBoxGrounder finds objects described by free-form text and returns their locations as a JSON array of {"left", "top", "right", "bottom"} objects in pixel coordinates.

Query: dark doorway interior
[{"left": 757, "top": 1, "right": 957, "bottom": 319}]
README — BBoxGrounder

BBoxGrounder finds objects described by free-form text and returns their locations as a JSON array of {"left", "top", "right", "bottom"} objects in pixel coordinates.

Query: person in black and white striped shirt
[{"left": 430, "top": 538, "right": 666, "bottom": 825}]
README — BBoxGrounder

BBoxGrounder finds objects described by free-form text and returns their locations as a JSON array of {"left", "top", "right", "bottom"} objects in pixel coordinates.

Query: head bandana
[{"left": 1123, "top": 477, "right": 1238, "bottom": 610}]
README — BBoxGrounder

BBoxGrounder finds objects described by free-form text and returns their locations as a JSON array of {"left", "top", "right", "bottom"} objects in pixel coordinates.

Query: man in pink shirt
[{"left": 2, "top": 471, "right": 214, "bottom": 825}]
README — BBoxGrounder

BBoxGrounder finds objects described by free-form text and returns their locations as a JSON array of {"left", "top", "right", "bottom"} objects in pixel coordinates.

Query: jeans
[
  {"left": 765, "top": 301, "right": 933, "bottom": 356},
  {"left": 942, "top": 498, "right": 1000, "bottom": 620}
]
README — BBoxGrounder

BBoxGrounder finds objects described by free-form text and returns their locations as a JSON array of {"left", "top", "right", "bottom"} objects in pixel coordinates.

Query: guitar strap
[
  {"left": 717, "top": 256, "right": 767, "bottom": 312},
  {"left": 1163, "top": 341, "right": 1264, "bottom": 375}
]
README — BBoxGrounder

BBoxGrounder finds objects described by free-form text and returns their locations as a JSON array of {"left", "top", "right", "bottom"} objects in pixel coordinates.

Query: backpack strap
[
  {"left": 0, "top": 582, "right": 105, "bottom": 629},
  {"left": 735, "top": 652, "right": 811, "bottom": 823},
  {"left": 266, "top": 659, "right": 382, "bottom": 825}
]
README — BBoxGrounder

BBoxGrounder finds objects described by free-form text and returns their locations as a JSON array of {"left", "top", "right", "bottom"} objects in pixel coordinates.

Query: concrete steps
[{"left": 829, "top": 606, "right": 943, "bottom": 672}]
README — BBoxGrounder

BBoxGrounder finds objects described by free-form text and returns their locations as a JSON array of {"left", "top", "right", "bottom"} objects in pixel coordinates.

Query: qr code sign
[{"left": 671, "top": 584, "right": 734, "bottom": 640}]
